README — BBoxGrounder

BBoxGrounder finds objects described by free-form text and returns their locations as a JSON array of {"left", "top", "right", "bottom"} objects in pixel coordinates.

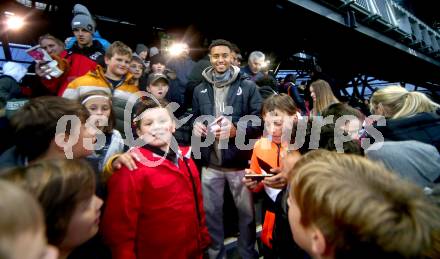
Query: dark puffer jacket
[
  {"left": 374, "top": 109, "right": 440, "bottom": 152},
  {"left": 192, "top": 68, "right": 263, "bottom": 169}
]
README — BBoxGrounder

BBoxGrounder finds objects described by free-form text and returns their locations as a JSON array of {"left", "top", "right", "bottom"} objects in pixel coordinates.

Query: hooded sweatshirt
[
  {"left": 366, "top": 140, "right": 440, "bottom": 187},
  {"left": 200, "top": 65, "right": 240, "bottom": 166}
]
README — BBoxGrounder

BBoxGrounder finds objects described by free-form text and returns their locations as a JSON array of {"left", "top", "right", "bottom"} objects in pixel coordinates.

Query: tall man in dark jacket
[{"left": 192, "top": 39, "right": 262, "bottom": 259}]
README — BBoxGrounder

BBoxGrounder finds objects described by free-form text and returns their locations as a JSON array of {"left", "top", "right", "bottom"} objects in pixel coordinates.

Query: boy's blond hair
[
  {"left": 0, "top": 180, "right": 44, "bottom": 258},
  {"left": 289, "top": 150, "right": 440, "bottom": 258},
  {"left": 105, "top": 41, "right": 132, "bottom": 59}
]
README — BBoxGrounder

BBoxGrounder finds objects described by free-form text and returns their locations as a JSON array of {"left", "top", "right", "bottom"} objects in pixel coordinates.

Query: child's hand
[
  {"left": 242, "top": 169, "right": 259, "bottom": 190},
  {"left": 263, "top": 168, "right": 288, "bottom": 189},
  {"left": 112, "top": 151, "right": 140, "bottom": 171}
]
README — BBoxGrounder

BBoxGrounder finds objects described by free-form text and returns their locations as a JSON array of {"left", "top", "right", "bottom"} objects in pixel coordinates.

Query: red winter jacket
[
  {"left": 41, "top": 41, "right": 105, "bottom": 96},
  {"left": 101, "top": 145, "right": 211, "bottom": 259}
]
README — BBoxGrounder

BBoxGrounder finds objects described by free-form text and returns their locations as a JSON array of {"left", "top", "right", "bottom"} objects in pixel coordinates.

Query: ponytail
[
  {"left": 392, "top": 91, "right": 440, "bottom": 119},
  {"left": 371, "top": 85, "right": 440, "bottom": 119}
]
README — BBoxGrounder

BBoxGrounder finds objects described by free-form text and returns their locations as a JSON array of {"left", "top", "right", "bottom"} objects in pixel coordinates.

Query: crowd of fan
[{"left": 1, "top": 3, "right": 440, "bottom": 259}]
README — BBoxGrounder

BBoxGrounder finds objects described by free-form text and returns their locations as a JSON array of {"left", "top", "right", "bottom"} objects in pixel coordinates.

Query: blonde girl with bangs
[{"left": 79, "top": 90, "right": 125, "bottom": 173}]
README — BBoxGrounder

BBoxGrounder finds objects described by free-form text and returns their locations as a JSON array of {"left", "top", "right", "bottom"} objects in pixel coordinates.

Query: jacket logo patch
[
  {"left": 90, "top": 52, "right": 102, "bottom": 61},
  {"left": 237, "top": 87, "right": 242, "bottom": 96},
  {"left": 201, "top": 89, "right": 207, "bottom": 93}
]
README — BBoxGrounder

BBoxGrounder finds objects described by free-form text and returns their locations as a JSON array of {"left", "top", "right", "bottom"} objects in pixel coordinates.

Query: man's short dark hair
[
  {"left": 208, "top": 39, "right": 233, "bottom": 52},
  {"left": 10, "top": 96, "right": 89, "bottom": 161}
]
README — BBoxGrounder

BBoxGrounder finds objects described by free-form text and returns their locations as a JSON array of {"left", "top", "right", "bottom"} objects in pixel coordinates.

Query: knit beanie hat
[
  {"left": 149, "top": 54, "right": 166, "bottom": 66},
  {"left": 71, "top": 4, "right": 95, "bottom": 33},
  {"left": 135, "top": 44, "right": 148, "bottom": 55}
]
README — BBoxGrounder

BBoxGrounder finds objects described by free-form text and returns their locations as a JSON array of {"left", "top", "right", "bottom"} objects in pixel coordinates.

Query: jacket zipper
[{"left": 183, "top": 159, "right": 202, "bottom": 225}]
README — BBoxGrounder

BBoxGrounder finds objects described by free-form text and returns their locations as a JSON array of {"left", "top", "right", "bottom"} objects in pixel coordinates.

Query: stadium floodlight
[
  {"left": 4, "top": 12, "right": 25, "bottom": 30},
  {"left": 1, "top": 11, "right": 25, "bottom": 61},
  {"left": 168, "top": 43, "right": 188, "bottom": 57}
]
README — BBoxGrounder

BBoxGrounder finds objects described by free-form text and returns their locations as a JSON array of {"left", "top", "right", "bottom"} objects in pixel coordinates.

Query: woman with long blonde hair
[
  {"left": 370, "top": 84, "right": 440, "bottom": 151},
  {"left": 370, "top": 84, "right": 440, "bottom": 119},
  {"left": 309, "top": 79, "right": 339, "bottom": 116}
]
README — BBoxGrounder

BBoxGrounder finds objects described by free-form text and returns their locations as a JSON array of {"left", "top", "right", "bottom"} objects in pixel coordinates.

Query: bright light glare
[
  {"left": 6, "top": 15, "right": 24, "bottom": 30},
  {"left": 168, "top": 43, "right": 186, "bottom": 56},
  {"left": 261, "top": 60, "right": 270, "bottom": 68}
]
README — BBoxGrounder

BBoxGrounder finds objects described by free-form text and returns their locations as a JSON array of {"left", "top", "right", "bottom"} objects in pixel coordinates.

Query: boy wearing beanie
[
  {"left": 36, "top": 3, "right": 106, "bottom": 96},
  {"left": 135, "top": 44, "right": 149, "bottom": 60}
]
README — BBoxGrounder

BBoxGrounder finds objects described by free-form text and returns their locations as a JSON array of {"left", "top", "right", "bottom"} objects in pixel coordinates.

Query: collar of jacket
[
  {"left": 202, "top": 65, "right": 241, "bottom": 88},
  {"left": 198, "top": 69, "right": 250, "bottom": 117},
  {"left": 90, "top": 65, "right": 136, "bottom": 86},
  {"left": 141, "top": 143, "right": 180, "bottom": 164},
  {"left": 68, "top": 40, "right": 104, "bottom": 55}
]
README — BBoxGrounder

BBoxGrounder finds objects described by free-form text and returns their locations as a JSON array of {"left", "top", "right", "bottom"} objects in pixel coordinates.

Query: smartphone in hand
[
  {"left": 244, "top": 173, "right": 274, "bottom": 182},
  {"left": 209, "top": 116, "right": 227, "bottom": 132},
  {"left": 244, "top": 158, "right": 275, "bottom": 182}
]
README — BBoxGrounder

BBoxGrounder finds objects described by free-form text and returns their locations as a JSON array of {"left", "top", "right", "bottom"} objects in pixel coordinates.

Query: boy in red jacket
[{"left": 102, "top": 99, "right": 211, "bottom": 259}]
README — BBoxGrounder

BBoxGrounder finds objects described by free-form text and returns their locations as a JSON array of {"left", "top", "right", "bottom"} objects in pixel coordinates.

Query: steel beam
[{"left": 287, "top": 0, "right": 440, "bottom": 67}]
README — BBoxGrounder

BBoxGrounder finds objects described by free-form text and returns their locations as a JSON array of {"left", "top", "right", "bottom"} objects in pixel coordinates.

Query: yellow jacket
[{"left": 62, "top": 65, "right": 139, "bottom": 100}]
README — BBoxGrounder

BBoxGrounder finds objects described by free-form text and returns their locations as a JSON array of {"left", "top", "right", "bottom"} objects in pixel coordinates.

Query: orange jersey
[
  {"left": 249, "top": 137, "right": 284, "bottom": 249},
  {"left": 250, "top": 137, "right": 284, "bottom": 174}
]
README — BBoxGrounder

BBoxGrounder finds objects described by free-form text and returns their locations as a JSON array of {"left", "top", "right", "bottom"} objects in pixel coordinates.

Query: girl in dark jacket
[{"left": 370, "top": 85, "right": 440, "bottom": 151}]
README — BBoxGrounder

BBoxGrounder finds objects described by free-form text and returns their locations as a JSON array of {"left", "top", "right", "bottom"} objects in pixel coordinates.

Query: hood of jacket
[
  {"left": 2, "top": 62, "right": 27, "bottom": 82},
  {"left": 201, "top": 65, "right": 240, "bottom": 88}
]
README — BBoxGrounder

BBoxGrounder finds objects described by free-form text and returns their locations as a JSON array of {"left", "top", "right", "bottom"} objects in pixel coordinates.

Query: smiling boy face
[
  {"left": 105, "top": 53, "right": 131, "bottom": 79},
  {"left": 136, "top": 107, "right": 175, "bottom": 151}
]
